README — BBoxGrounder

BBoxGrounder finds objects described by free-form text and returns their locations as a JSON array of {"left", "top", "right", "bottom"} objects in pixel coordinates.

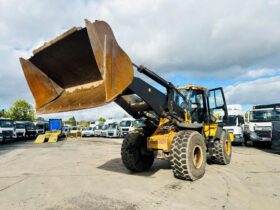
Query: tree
[
  {"left": 0, "top": 109, "right": 6, "bottom": 118},
  {"left": 36, "top": 116, "right": 45, "bottom": 121},
  {"left": 98, "top": 117, "right": 106, "bottom": 122},
  {"left": 7, "top": 100, "right": 35, "bottom": 121},
  {"left": 65, "top": 116, "right": 76, "bottom": 126},
  {"left": 79, "top": 120, "right": 89, "bottom": 127}
]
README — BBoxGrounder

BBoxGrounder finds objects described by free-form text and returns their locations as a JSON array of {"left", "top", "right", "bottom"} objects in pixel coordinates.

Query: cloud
[
  {"left": 237, "top": 68, "right": 280, "bottom": 79},
  {"left": 225, "top": 76, "right": 280, "bottom": 105},
  {"left": 0, "top": 0, "right": 280, "bottom": 119}
]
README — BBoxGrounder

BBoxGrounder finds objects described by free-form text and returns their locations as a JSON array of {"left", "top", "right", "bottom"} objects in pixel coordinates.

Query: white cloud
[
  {"left": 225, "top": 76, "right": 280, "bottom": 105},
  {"left": 238, "top": 68, "right": 280, "bottom": 79},
  {"left": 0, "top": 0, "right": 280, "bottom": 119}
]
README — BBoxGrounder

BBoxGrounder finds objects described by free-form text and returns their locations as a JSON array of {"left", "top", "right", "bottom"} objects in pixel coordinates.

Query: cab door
[{"left": 208, "top": 87, "right": 228, "bottom": 124}]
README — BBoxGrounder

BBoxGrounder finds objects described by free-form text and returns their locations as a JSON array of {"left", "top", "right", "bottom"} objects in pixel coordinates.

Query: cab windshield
[
  {"left": 36, "top": 124, "right": 45, "bottom": 129},
  {"left": 83, "top": 127, "right": 92, "bottom": 131},
  {"left": 26, "top": 123, "right": 35, "bottom": 130},
  {"left": 0, "top": 120, "right": 13, "bottom": 128},
  {"left": 179, "top": 89, "right": 204, "bottom": 111},
  {"left": 250, "top": 109, "right": 280, "bottom": 122},
  {"left": 102, "top": 125, "right": 108, "bottom": 130},
  {"left": 15, "top": 123, "right": 25, "bottom": 129},
  {"left": 96, "top": 125, "right": 103, "bottom": 129},
  {"left": 120, "top": 121, "right": 132, "bottom": 127},
  {"left": 133, "top": 120, "right": 145, "bottom": 128},
  {"left": 226, "top": 116, "right": 237, "bottom": 126},
  {"left": 108, "top": 124, "right": 118, "bottom": 129}
]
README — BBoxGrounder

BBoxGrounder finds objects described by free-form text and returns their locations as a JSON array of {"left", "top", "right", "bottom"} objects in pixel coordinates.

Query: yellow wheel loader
[{"left": 19, "top": 19, "right": 232, "bottom": 181}]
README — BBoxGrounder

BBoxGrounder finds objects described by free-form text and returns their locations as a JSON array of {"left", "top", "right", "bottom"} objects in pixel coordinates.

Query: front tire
[
  {"left": 210, "top": 130, "right": 232, "bottom": 165},
  {"left": 121, "top": 133, "right": 154, "bottom": 172},
  {"left": 170, "top": 130, "right": 207, "bottom": 181}
]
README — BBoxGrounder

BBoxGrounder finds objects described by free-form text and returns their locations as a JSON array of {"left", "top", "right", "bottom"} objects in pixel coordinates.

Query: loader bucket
[{"left": 20, "top": 20, "right": 133, "bottom": 114}]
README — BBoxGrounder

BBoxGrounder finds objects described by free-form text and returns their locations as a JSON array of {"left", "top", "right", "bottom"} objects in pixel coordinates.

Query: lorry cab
[
  {"left": 107, "top": 122, "right": 121, "bottom": 138},
  {"left": 223, "top": 105, "right": 244, "bottom": 144},
  {"left": 0, "top": 118, "right": 14, "bottom": 142},
  {"left": 82, "top": 127, "right": 94, "bottom": 137},
  {"left": 34, "top": 121, "right": 49, "bottom": 135},
  {"left": 244, "top": 103, "right": 280, "bottom": 146},
  {"left": 223, "top": 115, "right": 244, "bottom": 144},
  {"left": 69, "top": 126, "right": 80, "bottom": 134},
  {"left": 89, "top": 121, "right": 96, "bottom": 128},
  {"left": 24, "top": 121, "right": 37, "bottom": 139},
  {"left": 120, "top": 118, "right": 135, "bottom": 137},
  {"left": 13, "top": 121, "right": 26, "bottom": 139},
  {"left": 94, "top": 123, "right": 104, "bottom": 137},
  {"left": 101, "top": 124, "right": 109, "bottom": 137}
]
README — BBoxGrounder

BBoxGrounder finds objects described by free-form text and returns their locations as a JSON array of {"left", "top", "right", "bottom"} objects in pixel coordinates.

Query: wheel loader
[{"left": 19, "top": 19, "right": 232, "bottom": 181}]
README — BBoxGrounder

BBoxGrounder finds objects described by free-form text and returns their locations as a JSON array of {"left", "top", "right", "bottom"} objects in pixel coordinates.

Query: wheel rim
[
  {"left": 225, "top": 139, "right": 231, "bottom": 156},
  {"left": 193, "top": 145, "right": 203, "bottom": 169}
]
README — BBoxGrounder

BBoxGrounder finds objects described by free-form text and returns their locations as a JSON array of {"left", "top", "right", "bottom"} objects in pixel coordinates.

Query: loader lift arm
[{"left": 115, "top": 64, "right": 188, "bottom": 127}]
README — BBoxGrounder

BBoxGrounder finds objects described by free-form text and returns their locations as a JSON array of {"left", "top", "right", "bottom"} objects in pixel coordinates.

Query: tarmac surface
[{"left": 0, "top": 137, "right": 280, "bottom": 210}]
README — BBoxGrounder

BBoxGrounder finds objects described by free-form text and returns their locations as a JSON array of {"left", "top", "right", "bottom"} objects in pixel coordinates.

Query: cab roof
[{"left": 178, "top": 84, "right": 207, "bottom": 91}]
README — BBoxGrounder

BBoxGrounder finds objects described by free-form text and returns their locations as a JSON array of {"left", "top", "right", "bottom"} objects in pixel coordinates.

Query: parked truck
[
  {"left": 24, "top": 121, "right": 37, "bottom": 139},
  {"left": 119, "top": 118, "right": 135, "bottom": 137},
  {"left": 244, "top": 103, "right": 280, "bottom": 147},
  {"left": 81, "top": 127, "right": 94, "bottom": 137},
  {"left": 106, "top": 120, "right": 122, "bottom": 138},
  {"left": 223, "top": 105, "right": 245, "bottom": 145},
  {"left": 34, "top": 121, "right": 49, "bottom": 135},
  {"left": 0, "top": 118, "right": 14, "bottom": 143},
  {"left": 13, "top": 121, "right": 26, "bottom": 139},
  {"left": 93, "top": 121, "right": 104, "bottom": 137}
]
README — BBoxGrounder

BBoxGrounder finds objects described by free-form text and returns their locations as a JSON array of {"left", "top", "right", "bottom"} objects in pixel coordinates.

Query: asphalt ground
[{"left": 0, "top": 137, "right": 279, "bottom": 210}]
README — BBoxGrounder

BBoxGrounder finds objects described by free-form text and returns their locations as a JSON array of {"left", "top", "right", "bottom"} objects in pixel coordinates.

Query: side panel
[
  {"left": 147, "top": 131, "right": 177, "bottom": 152},
  {"left": 204, "top": 124, "right": 218, "bottom": 137}
]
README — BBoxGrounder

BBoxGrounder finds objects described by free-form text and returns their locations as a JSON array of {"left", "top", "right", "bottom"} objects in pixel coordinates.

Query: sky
[{"left": 0, "top": 0, "right": 280, "bottom": 121}]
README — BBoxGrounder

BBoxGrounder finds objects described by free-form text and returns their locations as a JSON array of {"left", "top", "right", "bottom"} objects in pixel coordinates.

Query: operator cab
[{"left": 177, "top": 85, "right": 228, "bottom": 125}]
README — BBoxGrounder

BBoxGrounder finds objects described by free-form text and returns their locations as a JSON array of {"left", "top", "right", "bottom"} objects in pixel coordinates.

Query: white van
[{"left": 0, "top": 118, "right": 14, "bottom": 142}]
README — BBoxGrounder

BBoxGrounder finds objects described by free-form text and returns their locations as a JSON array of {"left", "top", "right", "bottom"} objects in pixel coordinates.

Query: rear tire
[
  {"left": 170, "top": 130, "right": 206, "bottom": 181},
  {"left": 121, "top": 133, "right": 154, "bottom": 172},
  {"left": 210, "top": 130, "right": 232, "bottom": 165}
]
